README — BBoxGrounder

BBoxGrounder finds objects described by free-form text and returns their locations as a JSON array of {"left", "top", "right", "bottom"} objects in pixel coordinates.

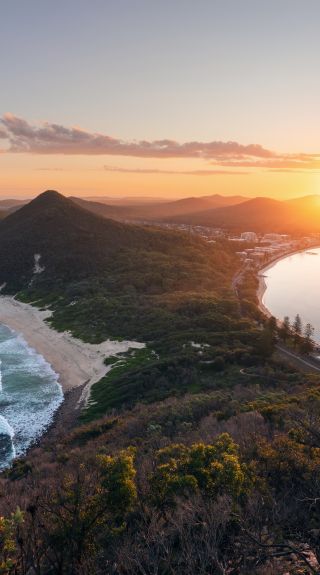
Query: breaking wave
[{"left": 0, "top": 324, "right": 63, "bottom": 469}]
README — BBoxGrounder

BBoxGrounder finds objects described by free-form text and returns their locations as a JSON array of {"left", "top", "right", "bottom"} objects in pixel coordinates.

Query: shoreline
[
  {"left": 256, "top": 244, "right": 320, "bottom": 319},
  {"left": 31, "top": 384, "right": 86, "bottom": 449},
  {"left": 0, "top": 296, "right": 144, "bottom": 407}
]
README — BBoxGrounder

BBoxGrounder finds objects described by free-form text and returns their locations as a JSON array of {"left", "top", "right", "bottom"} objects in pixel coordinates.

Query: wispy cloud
[
  {"left": 268, "top": 169, "right": 320, "bottom": 174},
  {"left": 103, "top": 165, "right": 249, "bottom": 176},
  {"left": 34, "top": 167, "right": 66, "bottom": 172},
  {"left": 217, "top": 157, "right": 320, "bottom": 169},
  {"left": 1, "top": 113, "right": 320, "bottom": 171}
]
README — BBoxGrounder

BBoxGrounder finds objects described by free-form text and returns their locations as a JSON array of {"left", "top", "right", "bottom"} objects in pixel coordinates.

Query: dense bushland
[{"left": 1, "top": 191, "right": 320, "bottom": 573}]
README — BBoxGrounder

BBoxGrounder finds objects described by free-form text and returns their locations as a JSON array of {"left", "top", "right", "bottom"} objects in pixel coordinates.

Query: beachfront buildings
[{"left": 241, "top": 231, "right": 258, "bottom": 242}]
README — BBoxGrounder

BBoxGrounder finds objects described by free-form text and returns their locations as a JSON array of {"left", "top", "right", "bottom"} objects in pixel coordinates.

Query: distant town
[{"left": 128, "top": 218, "right": 320, "bottom": 270}]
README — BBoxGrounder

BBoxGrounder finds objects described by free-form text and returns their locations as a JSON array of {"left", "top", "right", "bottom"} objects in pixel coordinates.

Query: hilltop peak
[{"left": 30, "top": 190, "right": 68, "bottom": 206}]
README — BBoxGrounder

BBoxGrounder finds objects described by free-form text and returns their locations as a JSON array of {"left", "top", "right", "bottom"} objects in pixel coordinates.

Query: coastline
[
  {"left": 0, "top": 296, "right": 144, "bottom": 407},
  {"left": 256, "top": 245, "right": 320, "bottom": 319}
]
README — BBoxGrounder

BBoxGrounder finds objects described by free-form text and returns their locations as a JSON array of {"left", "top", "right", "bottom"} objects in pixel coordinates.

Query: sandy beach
[
  {"left": 256, "top": 260, "right": 280, "bottom": 318},
  {"left": 0, "top": 296, "right": 144, "bottom": 406}
]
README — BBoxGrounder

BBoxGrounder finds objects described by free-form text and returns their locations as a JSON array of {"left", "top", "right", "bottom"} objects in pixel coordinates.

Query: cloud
[
  {"left": 268, "top": 169, "right": 320, "bottom": 174},
  {"left": 1, "top": 113, "right": 320, "bottom": 171},
  {"left": 34, "top": 167, "right": 66, "bottom": 172},
  {"left": 216, "top": 156, "right": 320, "bottom": 169},
  {"left": 103, "top": 165, "right": 249, "bottom": 176},
  {"left": 0, "top": 113, "right": 274, "bottom": 160}
]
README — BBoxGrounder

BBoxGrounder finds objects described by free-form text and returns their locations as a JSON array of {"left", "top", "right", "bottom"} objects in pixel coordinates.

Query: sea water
[
  {"left": 0, "top": 324, "right": 63, "bottom": 469},
  {"left": 262, "top": 247, "right": 320, "bottom": 343}
]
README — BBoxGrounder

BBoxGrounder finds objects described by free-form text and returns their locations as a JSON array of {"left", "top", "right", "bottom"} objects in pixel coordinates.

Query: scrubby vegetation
[
  {"left": 4, "top": 193, "right": 263, "bottom": 419},
  {"left": 1, "top": 192, "right": 320, "bottom": 573},
  {"left": 2, "top": 381, "right": 320, "bottom": 574}
]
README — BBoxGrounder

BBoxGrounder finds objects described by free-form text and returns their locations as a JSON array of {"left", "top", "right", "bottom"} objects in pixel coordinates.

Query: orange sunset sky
[{"left": 1, "top": 1, "right": 320, "bottom": 200}]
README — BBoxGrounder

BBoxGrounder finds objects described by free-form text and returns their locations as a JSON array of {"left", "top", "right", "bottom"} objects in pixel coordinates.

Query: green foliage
[
  {"left": 9, "top": 200, "right": 259, "bottom": 419},
  {"left": 69, "top": 418, "right": 118, "bottom": 445},
  {"left": 293, "top": 313, "right": 302, "bottom": 336},
  {"left": 278, "top": 314, "right": 316, "bottom": 355},
  {"left": 279, "top": 315, "right": 291, "bottom": 341},
  {"left": 0, "top": 509, "right": 23, "bottom": 574},
  {"left": 300, "top": 322, "right": 315, "bottom": 354},
  {"left": 97, "top": 448, "right": 137, "bottom": 519},
  {"left": 3, "top": 193, "right": 320, "bottom": 574},
  {"left": 36, "top": 450, "right": 137, "bottom": 572},
  {"left": 255, "top": 326, "right": 275, "bottom": 359},
  {"left": 82, "top": 348, "right": 157, "bottom": 421},
  {"left": 151, "top": 433, "right": 246, "bottom": 505},
  {"left": 252, "top": 434, "right": 320, "bottom": 494},
  {"left": 293, "top": 313, "right": 303, "bottom": 348},
  {"left": 6, "top": 460, "right": 32, "bottom": 481}
]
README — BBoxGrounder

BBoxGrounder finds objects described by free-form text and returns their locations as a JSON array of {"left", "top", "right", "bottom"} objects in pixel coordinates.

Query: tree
[
  {"left": 21, "top": 450, "right": 137, "bottom": 575},
  {"left": 151, "top": 434, "right": 247, "bottom": 505},
  {"left": 0, "top": 509, "right": 24, "bottom": 575},
  {"left": 267, "top": 316, "right": 277, "bottom": 336},
  {"left": 255, "top": 326, "right": 275, "bottom": 359},
  {"left": 279, "top": 316, "right": 291, "bottom": 341},
  {"left": 293, "top": 314, "right": 303, "bottom": 347},
  {"left": 300, "top": 322, "right": 315, "bottom": 354}
]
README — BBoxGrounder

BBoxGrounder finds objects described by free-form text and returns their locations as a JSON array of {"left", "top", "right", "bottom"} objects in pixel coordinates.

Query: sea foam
[{"left": 0, "top": 324, "right": 63, "bottom": 469}]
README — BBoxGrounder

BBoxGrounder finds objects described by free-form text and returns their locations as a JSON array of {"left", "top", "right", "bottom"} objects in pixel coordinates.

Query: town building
[{"left": 240, "top": 231, "right": 258, "bottom": 242}]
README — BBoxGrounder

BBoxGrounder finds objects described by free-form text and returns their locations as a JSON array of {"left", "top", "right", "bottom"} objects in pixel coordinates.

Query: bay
[{"left": 262, "top": 247, "right": 320, "bottom": 343}]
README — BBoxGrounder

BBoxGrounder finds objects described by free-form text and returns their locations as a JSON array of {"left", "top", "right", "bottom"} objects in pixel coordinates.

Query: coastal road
[
  {"left": 231, "top": 268, "right": 243, "bottom": 296},
  {"left": 276, "top": 344, "right": 320, "bottom": 374}
]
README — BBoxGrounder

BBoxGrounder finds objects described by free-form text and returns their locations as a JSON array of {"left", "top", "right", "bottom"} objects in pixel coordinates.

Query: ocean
[
  {"left": 0, "top": 324, "right": 63, "bottom": 469},
  {"left": 262, "top": 247, "right": 320, "bottom": 343}
]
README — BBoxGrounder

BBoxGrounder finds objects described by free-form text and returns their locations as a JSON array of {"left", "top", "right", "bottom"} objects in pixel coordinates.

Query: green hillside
[
  {"left": 1, "top": 192, "right": 319, "bottom": 574},
  {"left": 0, "top": 191, "right": 260, "bottom": 417}
]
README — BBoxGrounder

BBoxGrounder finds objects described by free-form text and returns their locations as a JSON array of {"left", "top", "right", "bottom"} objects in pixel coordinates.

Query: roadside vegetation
[
  {"left": 1, "top": 194, "right": 320, "bottom": 573},
  {"left": 2, "top": 252, "right": 320, "bottom": 573}
]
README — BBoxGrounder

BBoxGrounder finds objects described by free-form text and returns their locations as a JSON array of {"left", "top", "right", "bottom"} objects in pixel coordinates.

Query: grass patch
[{"left": 81, "top": 347, "right": 155, "bottom": 422}]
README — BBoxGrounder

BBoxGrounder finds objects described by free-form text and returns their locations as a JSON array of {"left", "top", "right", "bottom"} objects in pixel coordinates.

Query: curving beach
[
  {"left": 256, "top": 245, "right": 320, "bottom": 320},
  {"left": 0, "top": 296, "right": 144, "bottom": 407}
]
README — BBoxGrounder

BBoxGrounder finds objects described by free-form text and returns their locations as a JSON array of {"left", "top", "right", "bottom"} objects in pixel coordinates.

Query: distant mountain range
[
  {"left": 0, "top": 199, "right": 27, "bottom": 208},
  {"left": 71, "top": 193, "right": 249, "bottom": 222},
  {"left": 70, "top": 193, "right": 320, "bottom": 233},
  {"left": 0, "top": 199, "right": 28, "bottom": 219},
  {"left": 164, "top": 195, "right": 320, "bottom": 233},
  {"left": 0, "top": 193, "right": 249, "bottom": 222},
  {"left": 83, "top": 195, "right": 170, "bottom": 205},
  {"left": 2, "top": 192, "right": 320, "bottom": 233}
]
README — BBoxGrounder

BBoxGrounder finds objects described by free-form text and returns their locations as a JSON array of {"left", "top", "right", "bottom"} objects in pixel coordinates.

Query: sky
[{"left": 1, "top": 0, "right": 320, "bottom": 199}]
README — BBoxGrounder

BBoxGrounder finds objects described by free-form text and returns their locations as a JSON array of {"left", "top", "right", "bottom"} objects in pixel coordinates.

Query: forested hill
[
  {"left": 0, "top": 190, "right": 234, "bottom": 294},
  {"left": 0, "top": 190, "right": 262, "bottom": 428},
  {"left": 2, "top": 191, "right": 318, "bottom": 574}
]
